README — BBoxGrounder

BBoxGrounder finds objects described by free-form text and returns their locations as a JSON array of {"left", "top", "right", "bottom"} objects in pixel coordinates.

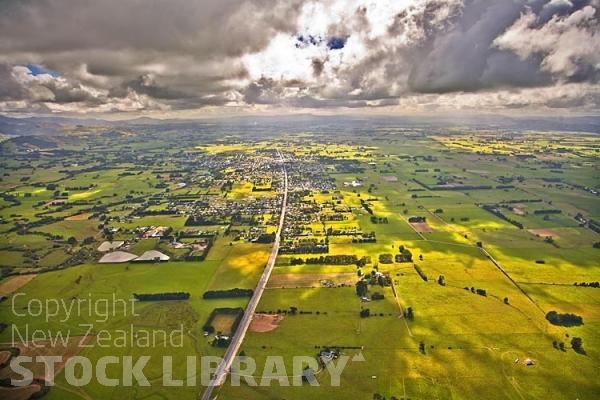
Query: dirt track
[
  {"left": 527, "top": 228, "right": 558, "bottom": 238},
  {"left": 0, "top": 274, "right": 36, "bottom": 296},
  {"left": 249, "top": 314, "right": 283, "bottom": 332},
  {"left": 65, "top": 213, "right": 92, "bottom": 221},
  {"left": 410, "top": 222, "right": 434, "bottom": 233}
]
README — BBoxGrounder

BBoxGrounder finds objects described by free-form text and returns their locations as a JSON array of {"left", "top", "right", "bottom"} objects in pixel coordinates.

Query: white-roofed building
[
  {"left": 133, "top": 250, "right": 170, "bottom": 262},
  {"left": 99, "top": 251, "right": 138, "bottom": 263},
  {"left": 97, "top": 241, "right": 125, "bottom": 252}
]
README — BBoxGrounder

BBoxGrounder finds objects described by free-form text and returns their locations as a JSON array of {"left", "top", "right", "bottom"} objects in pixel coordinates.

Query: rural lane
[{"left": 201, "top": 151, "right": 288, "bottom": 400}]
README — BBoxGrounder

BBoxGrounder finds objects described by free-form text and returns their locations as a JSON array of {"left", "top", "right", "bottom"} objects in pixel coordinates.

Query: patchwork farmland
[{"left": 0, "top": 124, "right": 598, "bottom": 400}]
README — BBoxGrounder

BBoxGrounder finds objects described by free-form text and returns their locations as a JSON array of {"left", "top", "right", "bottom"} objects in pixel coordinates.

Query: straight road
[{"left": 201, "top": 151, "right": 288, "bottom": 400}]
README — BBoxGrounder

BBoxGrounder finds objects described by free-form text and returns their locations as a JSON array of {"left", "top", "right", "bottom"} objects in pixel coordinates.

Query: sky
[{"left": 0, "top": 0, "right": 598, "bottom": 118}]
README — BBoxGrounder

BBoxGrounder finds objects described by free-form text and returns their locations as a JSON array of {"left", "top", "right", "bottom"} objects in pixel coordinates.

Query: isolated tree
[
  {"left": 356, "top": 280, "right": 368, "bottom": 297},
  {"left": 419, "top": 341, "right": 426, "bottom": 354},
  {"left": 504, "top": 297, "right": 509, "bottom": 305},
  {"left": 67, "top": 236, "right": 78, "bottom": 245},
  {"left": 571, "top": 337, "right": 584, "bottom": 353},
  {"left": 437, "top": 275, "right": 446, "bottom": 286}
]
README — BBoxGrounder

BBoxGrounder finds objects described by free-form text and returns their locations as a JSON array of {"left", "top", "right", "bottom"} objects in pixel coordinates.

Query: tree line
[
  {"left": 290, "top": 254, "right": 361, "bottom": 265},
  {"left": 202, "top": 288, "right": 253, "bottom": 299},
  {"left": 133, "top": 292, "right": 190, "bottom": 301},
  {"left": 482, "top": 204, "right": 524, "bottom": 229},
  {"left": 545, "top": 311, "right": 583, "bottom": 327}
]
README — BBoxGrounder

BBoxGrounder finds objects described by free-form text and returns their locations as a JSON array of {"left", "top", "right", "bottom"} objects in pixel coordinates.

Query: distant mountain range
[
  {"left": 0, "top": 113, "right": 598, "bottom": 136},
  {"left": 0, "top": 115, "right": 107, "bottom": 135}
]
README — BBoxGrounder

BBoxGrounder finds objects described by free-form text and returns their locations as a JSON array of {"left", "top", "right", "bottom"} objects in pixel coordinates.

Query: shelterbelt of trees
[
  {"left": 133, "top": 292, "right": 191, "bottom": 301},
  {"left": 202, "top": 288, "right": 253, "bottom": 299}
]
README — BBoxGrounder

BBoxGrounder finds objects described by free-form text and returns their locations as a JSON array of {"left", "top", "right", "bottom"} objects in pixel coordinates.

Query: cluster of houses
[
  {"left": 95, "top": 148, "right": 379, "bottom": 266},
  {"left": 281, "top": 188, "right": 369, "bottom": 253},
  {"left": 343, "top": 180, "right": 363, "bottom": 188},
  {"left": 139, "top": 226, "right": 171, "bottom": 238},
  {"left": 285, "top": 154, "right": 336, "bottom": 191}
]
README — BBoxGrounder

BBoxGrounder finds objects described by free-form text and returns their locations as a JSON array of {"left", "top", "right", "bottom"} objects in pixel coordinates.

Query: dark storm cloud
[
  {"left": 243, "top": 77, "right": 279, "bottom": 105},
  {"left": 0, "top": 63, "right": 103, "bottom": 104},
  {"left": 0, "top": 64, "right": 27, "bottom": 101},
  {"left": 119, "top": 75, "right": 195, "bottom": 101},
  {"left": 493, "top": 1, "right": 600, "bottom": 82},
  {"left": 0, "top": 0, "right": 598, "bottom": 114},
  {"left": 545, "top": 89, "right": 600, "bottom": 108},
  {"left": 0, "top": 0, "right": 304, "bottom": 112},
  {"left": 407, "top": 0, "right": 550, "bottom": 93},
  {"left": 480, "top": 52, "right": 551, "bottom": 88},
  {"left": 0, "top": 0, "right": 301, "bottom": 57},
  {"left": 395, "top": 0, "right": 599, "bottom": 115},
  {"left": 243, "top": 77, "right": 308, "bottom": 106}
]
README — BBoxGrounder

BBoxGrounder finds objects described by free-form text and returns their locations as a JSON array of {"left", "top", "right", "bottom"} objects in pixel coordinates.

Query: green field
[{"left": 0, "top": 128, "right": 598, "bottom": 399}]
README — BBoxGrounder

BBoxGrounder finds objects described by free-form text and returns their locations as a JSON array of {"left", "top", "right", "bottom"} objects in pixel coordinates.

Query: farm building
[
  {"left": 97, "top": 241, "right": 125, "bottom": 252},
  {"left": 133, "top": 250, "right": 170, "bottom": 262},
  {"left": 343, "top": 180, "right": 363, "bottom": 187},
  {"left": 99, "top": 251, "right": 138, "bottom": 263},
  {"left": 141, "top": 226, "right": 171, "bottom": 238},
  {"left": 319, "top": 348, "right": 340, "bottom": 364}
]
